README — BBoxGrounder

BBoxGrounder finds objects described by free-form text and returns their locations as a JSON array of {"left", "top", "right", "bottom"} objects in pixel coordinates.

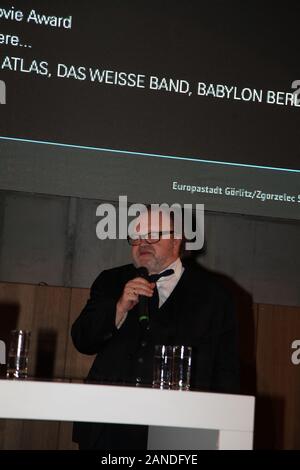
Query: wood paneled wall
[
  {"left": 0, "top": 282, "right": 92, "bottom": 450},
  {"left": 0, "top": 282, "right": 300, "bottom": 449}
]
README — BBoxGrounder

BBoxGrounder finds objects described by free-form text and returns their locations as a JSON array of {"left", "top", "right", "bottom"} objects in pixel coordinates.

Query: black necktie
[{"left": 148, "top": 269, "right": 174, "bottom": 314}]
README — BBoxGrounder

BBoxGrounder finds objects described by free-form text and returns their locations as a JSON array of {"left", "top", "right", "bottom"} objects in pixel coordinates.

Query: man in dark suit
[{"left": 71, "top": 207, "right": 240, "bottom": 449}]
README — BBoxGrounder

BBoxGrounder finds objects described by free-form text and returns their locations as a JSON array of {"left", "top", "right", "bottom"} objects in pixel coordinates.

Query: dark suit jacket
[{"left": 71, "top": 262, "right": 240, "bottom": 449}]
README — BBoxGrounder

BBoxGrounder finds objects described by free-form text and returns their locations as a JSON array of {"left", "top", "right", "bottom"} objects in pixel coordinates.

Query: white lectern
[{"left": 0, "top": 380, "right": 255, "bottom": 450}]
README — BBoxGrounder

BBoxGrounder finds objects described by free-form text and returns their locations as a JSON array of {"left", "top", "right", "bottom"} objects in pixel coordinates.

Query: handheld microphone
[{"left": 137, "top": 266, "right": 150, "bottom": 327}]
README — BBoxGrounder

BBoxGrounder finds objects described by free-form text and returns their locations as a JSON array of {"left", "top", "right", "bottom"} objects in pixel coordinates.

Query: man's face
[{"left": 131, "top": 210, "right": 181, "bottom": 274}]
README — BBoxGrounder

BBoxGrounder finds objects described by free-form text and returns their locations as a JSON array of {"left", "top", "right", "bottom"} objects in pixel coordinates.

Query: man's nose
[{"left": 139, "top": 238, "right": 149, "bottom": 246}]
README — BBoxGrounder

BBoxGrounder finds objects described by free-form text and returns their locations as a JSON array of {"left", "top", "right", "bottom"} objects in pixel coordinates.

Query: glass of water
[
  {"left": 6, "top": 330, "right": 31, "bottom": 379},
  {"left": 171, "top": 345, "right": 192, "bottom": 391},
  {"left": 152, "top": 345, "right": 173, "bottom": 389}
]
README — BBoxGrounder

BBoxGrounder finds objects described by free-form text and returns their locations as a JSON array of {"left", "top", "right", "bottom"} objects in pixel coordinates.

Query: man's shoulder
[
  {"left": 182, "top": 261, "right": 216, "bottom": 283},
  {"left": 92, "top": 263, "right": 136, "bottom": 286},
  {"left": 103, "top": 263, "right": 136, "bottom": 276},
  {"left": 182, "top": 261, "right": 232, "bottom": 300}
]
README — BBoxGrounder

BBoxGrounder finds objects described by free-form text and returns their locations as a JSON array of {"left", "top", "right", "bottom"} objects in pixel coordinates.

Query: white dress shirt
[{"left": 155, "top": 257, "right": 184, "bottom": 307}]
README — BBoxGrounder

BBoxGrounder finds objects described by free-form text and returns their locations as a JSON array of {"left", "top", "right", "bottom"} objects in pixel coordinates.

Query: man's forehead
[{"left": 132, "top": 209, "right": 172, "bottom": 234}]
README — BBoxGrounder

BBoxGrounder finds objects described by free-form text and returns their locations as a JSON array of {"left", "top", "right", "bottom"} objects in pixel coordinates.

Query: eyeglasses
[{"left": 127, "top": 231, "right": 175, "bottom": 246}]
